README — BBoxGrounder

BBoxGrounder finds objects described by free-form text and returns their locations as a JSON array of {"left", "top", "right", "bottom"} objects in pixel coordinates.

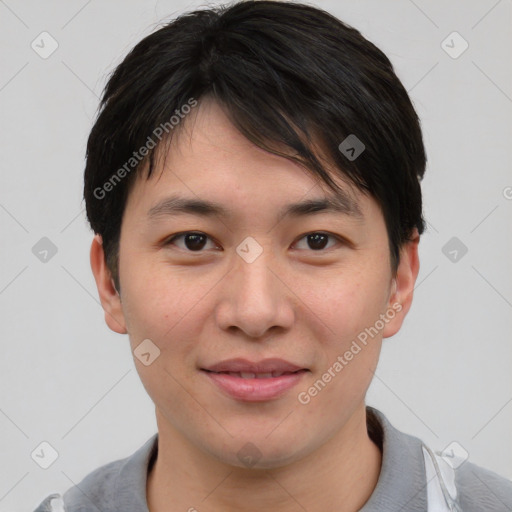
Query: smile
[
  {"left": 207, "top": 370, "right": 301, "bottom": 379},
  {"left": 202, "top": 369, "right": 309, "bottom": 401}
]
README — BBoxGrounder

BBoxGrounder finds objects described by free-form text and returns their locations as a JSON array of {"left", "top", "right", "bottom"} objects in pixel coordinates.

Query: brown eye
[
  {"left": 294, "top": 232, "right": 339, "bottom": 251},
  {"left": 166, "top": 232, "right": 215, "bottom": 252}
]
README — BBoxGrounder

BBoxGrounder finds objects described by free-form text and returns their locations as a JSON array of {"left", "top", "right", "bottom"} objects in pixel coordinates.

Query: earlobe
[
  {"left": 90, "top": 235, "right": 128, "bottom": 334},
  {"left": 382, "top": 229, "right": 420, "bottom": 338}
]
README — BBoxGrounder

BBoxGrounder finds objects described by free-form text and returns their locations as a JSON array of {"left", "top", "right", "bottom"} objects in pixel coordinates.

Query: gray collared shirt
[{"left": 34, "top": 407, "right": 512, "bottom": 511}]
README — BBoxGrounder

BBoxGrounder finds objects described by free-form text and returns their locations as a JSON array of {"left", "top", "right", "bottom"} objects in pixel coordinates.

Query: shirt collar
[
  {"left": 114, "top": 432, "right": 157, "bottom": 511},
  {"left": 113, "top": 407, "right": 428, "bottom": 511},
  {"left": 361, "top": 406, "right": 428, "bottom": 511}
]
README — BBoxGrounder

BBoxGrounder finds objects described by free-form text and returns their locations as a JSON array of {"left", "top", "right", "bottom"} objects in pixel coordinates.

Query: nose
[{"left": 214, "top": 244, "right": 295, "bottom": 339}]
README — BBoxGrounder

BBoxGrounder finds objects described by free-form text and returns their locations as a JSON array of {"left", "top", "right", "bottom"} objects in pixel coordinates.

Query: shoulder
[
  {"left": 33, "top": 433, "right": 158, "bottom": 512},
  {"left": 455, "top": 459, "right": 512, "bottom": 511},
  {"left": 366, "top": 407, "right": 512, "bottom": 512},
  {"left": 32, "top": 457, "right": 125, "bottom": 512}
]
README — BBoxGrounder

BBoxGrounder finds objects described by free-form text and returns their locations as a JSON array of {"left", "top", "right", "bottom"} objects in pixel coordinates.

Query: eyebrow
[{"left": 147, "top": 190, "right": 363, "bottom": 222}]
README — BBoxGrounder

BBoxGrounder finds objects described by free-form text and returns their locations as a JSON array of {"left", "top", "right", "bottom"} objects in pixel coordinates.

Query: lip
[
  {"left": 202, "top": 357, "right": 306, "bottom": 374},
  {"left": 201, "top": 358, "right": 309, "bottom": 402},
  {"left": 202, "top": 369, "right": 309, "bottom": 402}
]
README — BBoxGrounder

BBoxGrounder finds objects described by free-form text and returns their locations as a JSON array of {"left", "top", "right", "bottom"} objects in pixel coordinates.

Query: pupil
[
  {"left": 185, "top": 233, "right": 206, "bottom": 251},
  {"left": 308, "top": 233, "right": 327, "bottom": 250}
]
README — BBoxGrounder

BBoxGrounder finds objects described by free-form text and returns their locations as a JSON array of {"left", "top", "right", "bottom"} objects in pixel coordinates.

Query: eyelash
[{"left": 163, "top": 231, "right": 344, "bottom": 253}]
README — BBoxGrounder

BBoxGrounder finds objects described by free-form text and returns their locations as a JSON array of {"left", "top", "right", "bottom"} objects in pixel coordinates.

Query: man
[{"left": 35, "top": 1, "right": 512, "bottom": 510}]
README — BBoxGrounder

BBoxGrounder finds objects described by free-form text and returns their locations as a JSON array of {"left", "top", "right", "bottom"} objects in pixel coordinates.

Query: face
[{"left": 91, "top": 97, "right": 419, "bottom": 469}]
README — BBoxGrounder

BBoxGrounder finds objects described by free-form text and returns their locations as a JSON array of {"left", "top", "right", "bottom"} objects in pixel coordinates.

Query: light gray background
[{"left": 1, "top": 0, "right": 511, "bottom": 510}]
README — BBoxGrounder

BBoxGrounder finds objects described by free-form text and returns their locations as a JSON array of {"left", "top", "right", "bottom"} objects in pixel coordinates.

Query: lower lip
[{"left": 202, "top": 370, "right": 308, "bottom": 402}]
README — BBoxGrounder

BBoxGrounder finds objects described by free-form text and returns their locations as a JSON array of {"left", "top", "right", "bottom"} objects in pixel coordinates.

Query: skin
[{"left": 91, "top": 97, "right": 420, "bottom": 512}]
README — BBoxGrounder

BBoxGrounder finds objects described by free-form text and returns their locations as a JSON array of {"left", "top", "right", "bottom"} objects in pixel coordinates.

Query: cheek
[
  {"left": 121, "top": 273, "right": 173, "bottom": 338},
  {"left": 297, "top": 278, "right": 386, "bottom": 419},
  {"left": 120, "top": 260, "right": 219, "bottom": 364},
  {"left": 305, "top": 265, "right": 391, "bottom": 345},
  {"left": 304, "top": 257, "right": 390, "bottom": 403},
  {"left": 121, "top": 256, "right": 186, "bottom": 327},
  {"left": 120, "top": 267, "right": 208, "bottom": 406}
]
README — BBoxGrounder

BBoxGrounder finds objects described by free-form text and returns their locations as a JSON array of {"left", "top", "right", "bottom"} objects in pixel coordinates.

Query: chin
[{"left": 211, "top": 435, "right": 308, "bottom": 471}]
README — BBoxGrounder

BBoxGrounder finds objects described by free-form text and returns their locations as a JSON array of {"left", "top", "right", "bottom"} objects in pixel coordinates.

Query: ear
[
  {"left": 382, "top": 228, "right": 420, "bottom": 338},
  {"left": 90, "top": 234, "right": 127, "bottom": 334}
]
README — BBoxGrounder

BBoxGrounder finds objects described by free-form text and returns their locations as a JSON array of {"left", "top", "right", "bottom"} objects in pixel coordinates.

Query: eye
[
  {"left": 164, "top": 232, "right": 218, "bottom": 252},
  {"left": 164, "top": 231, "right": 343, "bottom": 253},
  {"left": 294, "top": 232, "right": 341, "bottom": 251}
]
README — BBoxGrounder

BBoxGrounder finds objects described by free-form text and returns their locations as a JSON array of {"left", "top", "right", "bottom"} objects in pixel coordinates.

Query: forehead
[{"left": 124, "top": 98, "right": 373, "bottom": 223}]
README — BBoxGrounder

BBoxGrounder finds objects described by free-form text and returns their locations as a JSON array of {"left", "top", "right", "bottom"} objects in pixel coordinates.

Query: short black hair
[{"left": 84, "top": 0, "right": 426, "bottom": 291}]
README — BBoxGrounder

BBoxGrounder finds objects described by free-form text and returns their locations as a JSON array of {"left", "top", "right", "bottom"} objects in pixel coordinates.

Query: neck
[{"left": 147, "top": 405, "right": 382, "bottom": 512}]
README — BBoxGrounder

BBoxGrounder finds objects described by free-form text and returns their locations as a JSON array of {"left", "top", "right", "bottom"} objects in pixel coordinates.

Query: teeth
[{"left": 221, "top": 371, "right": 293, "bottom": 378}]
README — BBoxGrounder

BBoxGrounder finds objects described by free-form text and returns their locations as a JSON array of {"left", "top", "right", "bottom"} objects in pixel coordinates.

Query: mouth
[
  {"left": 202, "top": 369, "right": 307, "bottom": 379},
  {"left": 201, "top": 357, "right": 308, "bottom": 374},
  {"left": 201, "top": 368, "right": 309, "bottom": 401}
]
